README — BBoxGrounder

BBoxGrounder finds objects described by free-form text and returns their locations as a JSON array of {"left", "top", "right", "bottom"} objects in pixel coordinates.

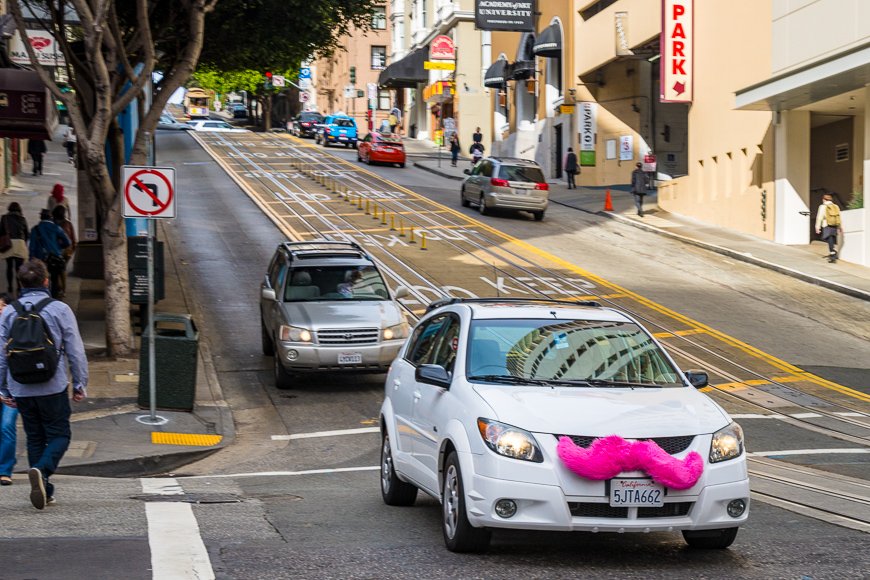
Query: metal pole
[{"left": 147, "top": 218, "right": 156, "bottom": 422}]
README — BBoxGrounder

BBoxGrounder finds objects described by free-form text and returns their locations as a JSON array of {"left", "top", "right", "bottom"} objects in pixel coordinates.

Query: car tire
[
  {"left": 682, "top": 528, "right": 739, "bottom": 549},
  {"left": 380, "top": 432, "right": 418, "bottom": 506},
  {"left": 460, "top": 188, "right": 470, "bottom": 207},
  {"left": 533, "top": 211, "right": 544, "bottom": 221},
  {"left": 478, "top": 194, "right": 488, "bottom": 216},
  {"left": 323, "top": 140, "right": 330, "bottom": 148},
  {"left": 274, "top": 356, "right": 293, "bottom": 390},
  {"left": 357, "top": 151, "right": 362, "bottom": 162},
  {"left": 352, "top": 141, "right": 358, "bottom": 150},
  {"left": 367, "top": 155, "right": 373, "bottom": 166},
  {"left": 398, "top": 163, "right": 405, "bottom": 168},
  {"left": 442, "top": 451, "right": 491, "bottom": 553},
  {"left": 261, "top": 318, "right": 274, "bottom": 356}
]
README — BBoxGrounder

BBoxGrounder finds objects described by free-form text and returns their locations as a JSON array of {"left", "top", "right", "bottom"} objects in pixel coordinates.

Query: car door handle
[
  {"left": 392, "top": 379, "right": 401, "bottom": 391},
  {"left": 413, "top": 391, "right": 422, "bottom": 400}
]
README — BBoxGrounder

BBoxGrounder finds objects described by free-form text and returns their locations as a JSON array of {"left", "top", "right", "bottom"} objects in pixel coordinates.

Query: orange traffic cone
[{"left": 604, "top": 189, "right": 614, "bottom": 211}]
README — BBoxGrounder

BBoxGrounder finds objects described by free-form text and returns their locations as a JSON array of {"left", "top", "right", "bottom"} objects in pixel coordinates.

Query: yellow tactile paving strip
[{"left": 151, "top": 432, "right": 223, "bottom": 447}]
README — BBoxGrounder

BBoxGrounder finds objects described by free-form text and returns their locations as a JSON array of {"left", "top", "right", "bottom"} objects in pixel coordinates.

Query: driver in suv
[{"left": 260, "top": 241, "right": 410, "bottom": 389}]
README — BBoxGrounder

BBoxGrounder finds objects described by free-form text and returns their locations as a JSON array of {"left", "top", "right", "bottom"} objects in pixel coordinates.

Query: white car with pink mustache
[{"left": 379, "top": 298, "right": 749, "bottom": 553}]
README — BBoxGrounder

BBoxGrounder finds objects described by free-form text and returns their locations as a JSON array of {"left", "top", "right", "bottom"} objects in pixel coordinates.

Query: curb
[
  {"left": 413, "top": 162, "right": 464, "bottom": 181},
  {"left": 56, "top": 444, "right": 225, "bottom": 478},
  {"left": 550, "top": 198, "right": 870, "bottom": 302}
]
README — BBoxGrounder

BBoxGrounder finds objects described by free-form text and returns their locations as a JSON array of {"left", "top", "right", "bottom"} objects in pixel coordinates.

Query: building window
[
  {"left": 371, "top": 46, "right": 387, "bottom": 70},
  {"left": 378, "top": 90, "right": 391, "bottom": 110},
  {"left": 372, "top": 6, "right": 387, "bottom": 30}
]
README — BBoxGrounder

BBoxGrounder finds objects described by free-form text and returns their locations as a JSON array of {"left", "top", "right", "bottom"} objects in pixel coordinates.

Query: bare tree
[{"left": 9, "top": 0, "right": 216, "bottom": 356}]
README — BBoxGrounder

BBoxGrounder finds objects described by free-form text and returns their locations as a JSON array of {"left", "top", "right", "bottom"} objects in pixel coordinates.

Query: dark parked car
[
  {"left": 229, "top": 102, "right": 247, "bottom": 118},
  {"left": 291, "top": 112, "right": 324, "bottom": 138}
]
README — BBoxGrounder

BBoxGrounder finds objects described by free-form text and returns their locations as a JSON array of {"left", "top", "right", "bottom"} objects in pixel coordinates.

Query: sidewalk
[
  {"left": 413, "top": 158, "right": 870, "bottom": 302},
  {"left": 4, "top": 126, "right": 232, "bottom": 478}
]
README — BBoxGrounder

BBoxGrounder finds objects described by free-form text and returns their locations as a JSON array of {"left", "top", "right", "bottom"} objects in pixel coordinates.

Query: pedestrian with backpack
[
  {"left": 0, "top": 259, "right": 88, "bottom": 509},
  {"left": 29, "top": 209, "right": 70, "bottom": 299},
  {"left": 814, "top": 193, "right": 843, "bottom": 263}
]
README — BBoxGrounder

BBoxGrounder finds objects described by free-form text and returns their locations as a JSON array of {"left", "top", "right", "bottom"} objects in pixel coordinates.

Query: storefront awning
[
  {"left": 735, "top": 42, "right": 870, "bottom": 111},
  {"left": 423, "top": 80, "right": 453, "bottom": 103},
  {"left": 378, "top": 47, "right": 428, "bottom": 89},
  {"left": 508, "top": 60, "right": 535, "bottom": 81},
  {"left": 533, "top": 24, "right": 561, "bottom": 58},
  {"left": 0, "top": 69, "right": 57, "bottom": 140},
  {"left": 484, "top": 59, "right": 509, "bottom": 88}
]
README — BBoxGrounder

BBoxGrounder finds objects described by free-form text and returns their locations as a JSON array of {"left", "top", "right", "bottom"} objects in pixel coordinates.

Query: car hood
[
  {"left": 471, "top": 384, "right": 729, "bottom": 437},
  {"left": 280, "top": 300, "right": 403, "bottom": 330}
]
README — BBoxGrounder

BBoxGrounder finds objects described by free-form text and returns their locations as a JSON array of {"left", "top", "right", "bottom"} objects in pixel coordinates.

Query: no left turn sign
[{"left": 122, "top": 166, "right": 177, "bottom": 219}]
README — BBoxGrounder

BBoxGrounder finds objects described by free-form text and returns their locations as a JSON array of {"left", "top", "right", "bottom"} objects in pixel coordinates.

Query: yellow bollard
[
  {"left": 420, "top": 231, "right": 428, "bottom": 251},
  {"left": 381, "top": 210, "right": 388, "bottom": 226},
  {"left": 409, "top": 226, "right": 416, "bottom": 244},
  {"left": 365, "top": 199, "right": 371, "bottom": 214},
  {"left": 357, "top": 195, "right": 364, "bottom": 210},
  {"left": 398, "top": 218, "right": 406, "bottom": 237},
  {"left": 373, "top": 204, "right": 381, "bottom": 220},
  {"left": 390, "top": 214, "right": 396, "bottom": 231}
]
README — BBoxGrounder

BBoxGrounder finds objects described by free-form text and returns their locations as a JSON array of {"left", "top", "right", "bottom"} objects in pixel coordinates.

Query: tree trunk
[{"left": 102, "top": 209, "right": 134, "bottom": 357}]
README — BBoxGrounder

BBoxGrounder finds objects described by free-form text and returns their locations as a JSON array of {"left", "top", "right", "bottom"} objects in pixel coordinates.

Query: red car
[{"left": 357, "top": 132, "right": 406, "bottom": 167}]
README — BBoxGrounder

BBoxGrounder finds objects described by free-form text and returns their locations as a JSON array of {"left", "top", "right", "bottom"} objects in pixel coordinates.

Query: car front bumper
[{"left": 276, "top": 340, "right": 403, "bottom": 372}]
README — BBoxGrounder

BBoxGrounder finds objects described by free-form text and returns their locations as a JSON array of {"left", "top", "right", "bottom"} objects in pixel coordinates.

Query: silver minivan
[
  {"left": 461, "top": 157, "right": 549, "bottom": 221},
  {"left": 260, "top": 241, "right": 410, "bottom": 389}
]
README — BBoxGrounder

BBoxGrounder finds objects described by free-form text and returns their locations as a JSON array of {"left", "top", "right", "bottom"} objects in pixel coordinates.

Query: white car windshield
[
  {"left": 466, "top": 319, "right": 682, "bottom": 387},
  {"left": 285, "top": 265, "right": 389, "bottom": 302}
]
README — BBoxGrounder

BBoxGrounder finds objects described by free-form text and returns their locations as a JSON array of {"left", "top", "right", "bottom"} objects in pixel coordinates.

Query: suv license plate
[
  {"left": 338, "top": 352, "right": 363, "bottom": 364},
  {"left": 609, "top": 479, "right": 664, "bottom": 507}
]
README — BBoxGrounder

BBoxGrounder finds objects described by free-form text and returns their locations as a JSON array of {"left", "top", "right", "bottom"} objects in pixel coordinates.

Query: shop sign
[
  {"left": 642, "top": 153, "right": 657, "bottom": 172},
  {"left": 425, "top": 61, "right": 456, "bottom": 71},
  {"left": 430, "top": 35, "right": 456, "bottom": 60},
  {"left": 619, "top": 135, "right": 634, "bottom": 161},
  {"left": 577, "top": 102, "right": 597, "bottom": 166},
  {"left": 661, "top": 0, "right": 693, "bottom": 102},
  {"left": 9, "top": 30, "right": 66, "bottom": 67},
  {"left": 474, "top": 0, "right": 535, "bottom": 32},
  {"left": 559, "top": 104, "right": 575, "bottom": 115}
]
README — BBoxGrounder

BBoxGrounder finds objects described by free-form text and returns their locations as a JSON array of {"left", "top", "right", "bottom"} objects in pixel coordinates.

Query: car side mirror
[
  {"left": 463, "top": 169, "right": 471, "bottom": 175},
  {"left": 685, "top": 370, "right": 709, "bottom": 388},
  {"left": 394, "top": 286, "right": 409, "bottom": 299},
  {"left": 416, "top": 364, "right": 451, "bottom": 388},
  {"left": 261, "top": 287, "right": 277, "bottom": 302}
]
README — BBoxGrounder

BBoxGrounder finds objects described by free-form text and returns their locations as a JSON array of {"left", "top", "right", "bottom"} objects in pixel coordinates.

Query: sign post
[{"left": 123, "top": 165, "right": 177, "bottom": 426}]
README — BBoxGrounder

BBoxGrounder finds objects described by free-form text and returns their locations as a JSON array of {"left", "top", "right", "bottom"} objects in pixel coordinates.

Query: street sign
[
  {"left": 122, "top": 166, "right": 176, "bottom": 219},
  {"left": 367, "top": 82, "right": 378, "bottom": 100},
  {"left": 299, "top": 77, "right": 311, "bottom": 89},
  {"left": 299, "top": 67, "right": 311, "bottom": 79},
  {"left": 424, "top": 61, "right": 455, "bottom": 70},
  {"left": 299, "top": 91, "right": 310, "bottom": 103},
  {"left": 272, "top": 75, "right": 285, "bottom": 87},
  {"left": 344, "top": 84, "right": 355, "bottom": 98}
]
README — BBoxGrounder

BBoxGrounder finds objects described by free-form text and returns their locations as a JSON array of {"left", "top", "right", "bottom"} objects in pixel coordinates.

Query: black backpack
[{"left": 6, "top": 297, "right": 59, "bottom": 384}]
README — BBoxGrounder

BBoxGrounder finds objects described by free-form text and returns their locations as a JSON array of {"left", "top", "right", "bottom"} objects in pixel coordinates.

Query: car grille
[
  {"left": 555, "top": 435, "right": 695, "bottom": 455},
  {"left": 568, "top": 502, "right": 693, "bottom": 519},
  {"left": 316, "top": 328, "right": 380, "bottom": 345}
]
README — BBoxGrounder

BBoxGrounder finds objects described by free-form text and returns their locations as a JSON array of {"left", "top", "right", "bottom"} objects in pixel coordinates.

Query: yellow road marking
[
  {"left": 202, "top": 133, "right": 870, "bottom": 404},
  {"left": 654, "top": 328, "right": 707, "bottom": 338},
  {"left": 152, "top": 432, "right": 223, "bottom": 447}
]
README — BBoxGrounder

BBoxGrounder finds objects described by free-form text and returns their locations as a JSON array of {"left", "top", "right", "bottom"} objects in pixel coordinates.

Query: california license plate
[
  {"left": 609, "top": 479, "right": 664, "bottom": 507},
  {"left": 338, "top": 352, "right": 363, "bottom": 364}
]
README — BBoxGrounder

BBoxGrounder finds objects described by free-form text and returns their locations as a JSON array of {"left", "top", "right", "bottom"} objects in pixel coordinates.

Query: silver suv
[
  {"left": 461, "top": 157, "right": 549, "bottom": 221},
  {"left": 260, "top": 241, "right": 410, "bottom": 389}
]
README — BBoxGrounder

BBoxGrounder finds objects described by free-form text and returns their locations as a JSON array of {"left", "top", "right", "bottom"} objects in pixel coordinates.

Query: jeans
[
  {"left": 0, "top": 404, "right": 17, "bottom": 476},
  {"left": 566, "top": 171, "right": 576, "bottom": 189},
  {"left": 633, "top": 193, "right": 645, "bottom": 215},
  {"left": 15, "top": 390, "right": 71, "bottom": 493}
]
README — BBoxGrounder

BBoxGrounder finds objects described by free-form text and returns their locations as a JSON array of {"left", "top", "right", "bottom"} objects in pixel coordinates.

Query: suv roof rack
[
  {"left": 281, "top": 241, "right": 369, "bottom": 260},
  {"left": 425, "top": 297, "right": 601, "bottom": 313},
  {"left": 490, "top": 157, "right": 540, "bottom": 164}
]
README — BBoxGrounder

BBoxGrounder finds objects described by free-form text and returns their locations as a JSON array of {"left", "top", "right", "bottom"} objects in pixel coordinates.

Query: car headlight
[
  {"left": 710, "top": 422, "right": 744, "bottom": 463},
  {"left": 383, "top": 322, "right": 410, "bottom": 341},
  {"left": 477, "top": 418, "right": 543, "bottom": 462},
  {"left": 279, "top": 325, "right": 312, "bottom": 343}
]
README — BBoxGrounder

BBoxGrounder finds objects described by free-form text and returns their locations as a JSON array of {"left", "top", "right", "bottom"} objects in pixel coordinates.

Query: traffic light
[
  {"left": 265, "top": 70, "right": 273, "bottom": 89},
  {"left": 350, "top": 66, "right": 356, "bottom": 85}
]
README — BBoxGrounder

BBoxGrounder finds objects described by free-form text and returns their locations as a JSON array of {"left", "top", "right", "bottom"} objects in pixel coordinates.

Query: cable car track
[{"left": 189, "top": 132, "right": 870, "bottom": 447}]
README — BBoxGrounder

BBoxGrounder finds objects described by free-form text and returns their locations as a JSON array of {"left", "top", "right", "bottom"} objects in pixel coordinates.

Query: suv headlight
[
  {"left": 710, "top": 422, "right": 744, "bottom": 463},
  {"left": 477, "top": 419, "right": 543, "bottom": 463},
  {"left": 279, "top": 325, "right": 312, "bottom": 343},
  {"left": 383, "top": 322, "right": 410, "bottom": 341}
]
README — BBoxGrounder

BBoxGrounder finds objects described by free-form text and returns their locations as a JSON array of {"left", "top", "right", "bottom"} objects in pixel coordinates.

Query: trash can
[{"left": 138, "top": 313, "right": 199, "bottom": 411}]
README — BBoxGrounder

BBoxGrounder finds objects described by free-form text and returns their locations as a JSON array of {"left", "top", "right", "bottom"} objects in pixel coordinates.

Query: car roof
[
  {"left": 279, "top": 241, "right": 371, "bottom": 263},
  {"left": 487, "top": 157, "right": 542, "bottom": 166},
  {"left": 426, "top": 298, "right": 632, "bottom": 323}
]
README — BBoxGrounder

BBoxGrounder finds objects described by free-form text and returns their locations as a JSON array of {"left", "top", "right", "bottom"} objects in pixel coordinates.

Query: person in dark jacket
[
  {"left": 27, "top": 139, "right": 47, "bottom": 176},
  {"left": 28, "top": 209, "right": 70, "bottom": 299},
  {"left": 631, "top": 162, "right": 648, "bottom": 217},
  {"left": 449, "top": 132, "right": 461, "bottom": 167},
  {"left": 51, "top": 206, "right": 77, "bottom": 299},
  {"left": 0, "top": 203, "right": 29, "bottom": 294},
  {"left": 565, "top": 148, "right": 579, "bottom": 189}
]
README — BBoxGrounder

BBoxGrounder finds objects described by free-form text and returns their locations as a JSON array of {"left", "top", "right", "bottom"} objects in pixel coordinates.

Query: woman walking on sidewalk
[
  {"left": 51, "top": 206, "right": 76, "bottom": 300},
  {"left": 0, "top": 203, "right": 29, "bottom": 295},
  {"left": 47, "top": 184, "right": 71, "bottom": 215},
  {"left": 815, "top": 193, "right": 843, "bottom": 263}
]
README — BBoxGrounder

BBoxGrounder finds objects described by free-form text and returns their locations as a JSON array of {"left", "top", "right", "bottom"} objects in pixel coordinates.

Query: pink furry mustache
[{"left": 556, "top": 435, "right": 704, "bottom": 490}]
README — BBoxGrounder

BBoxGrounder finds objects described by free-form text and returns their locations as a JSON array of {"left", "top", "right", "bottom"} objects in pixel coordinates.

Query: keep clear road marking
[
  {"left": 141, "top": 477, "right": 215, "bottom": 580},
  {"left": 271, "top": 426, "right": 380, "bottom": 441}
]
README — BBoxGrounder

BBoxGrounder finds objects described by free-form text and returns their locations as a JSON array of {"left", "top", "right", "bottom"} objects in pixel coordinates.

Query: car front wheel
[
  {"left": 380, "top": 432, "right": 418, "bottom": 506},
  {"left": 442, "top": 451, "right": 491, "bottom": 552},
  {"left": 460, "top": 188, "right": 470, "bottom": 207},
  {"left": 682, "top": 528, "right": 739, "bottom": 549},
  {"left": 274, "top": 355, "right": 293, "bottom": 390}
]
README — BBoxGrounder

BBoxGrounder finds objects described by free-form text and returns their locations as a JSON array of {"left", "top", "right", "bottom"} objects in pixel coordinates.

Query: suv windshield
[
  {"left": 498, "top": 165, "right": 545, "bottom": 183},
  {"left": 466, "top": 319, "right": 682, "bottom": 386},
  {"left": 285, "top": 265, "right": 388, "bottom": 302}
]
